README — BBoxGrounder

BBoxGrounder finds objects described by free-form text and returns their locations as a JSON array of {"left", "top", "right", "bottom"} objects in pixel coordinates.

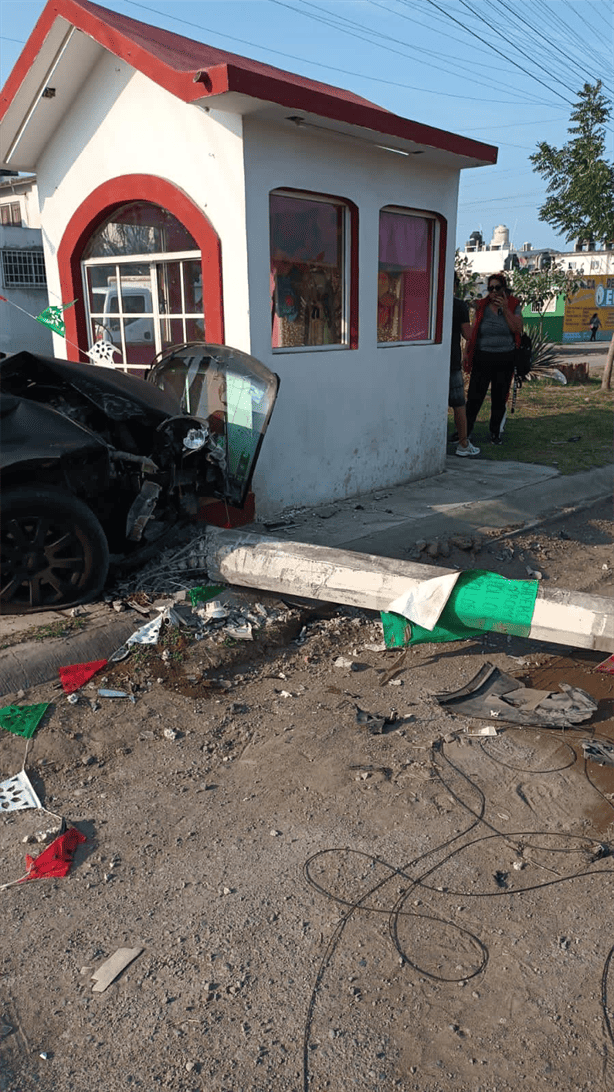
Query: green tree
[
  {"left": 506, "top": 264, "right": 582, "bottom": 336},
  {"left": 530, "top": 81, "right": 614, "bottom": 244},
  {"left": 454, "top": 251, "right": 481, "bottom": 302}
]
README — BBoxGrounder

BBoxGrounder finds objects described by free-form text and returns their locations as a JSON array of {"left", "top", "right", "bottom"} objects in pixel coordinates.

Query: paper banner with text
[{"left": 382, "top": 570, "right": 540, "bottom": 648}]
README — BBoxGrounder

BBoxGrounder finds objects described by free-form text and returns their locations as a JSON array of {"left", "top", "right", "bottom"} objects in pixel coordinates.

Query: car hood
[
  {"left": 0, "top": 351, "right": 181, "bottom": 423},
  {"left": 0, "top": 391, "right": 108, "bottom": 471}
]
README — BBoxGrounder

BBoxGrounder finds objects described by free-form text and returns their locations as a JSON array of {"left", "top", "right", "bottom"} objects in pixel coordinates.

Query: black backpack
[
  {"left": 514, "top": 332, "right": 533, "bottom": 379},
  {"left": 511, "top": 332, "right": 533, "bottom": 413}
]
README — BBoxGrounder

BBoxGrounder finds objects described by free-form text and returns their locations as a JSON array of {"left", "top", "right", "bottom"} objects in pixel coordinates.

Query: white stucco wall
[
  {"left": 34, "top": 53, "right": 250, "bottom": 355},
  {"left": 243, "top": 119, "right": 459, "bottom": 514},
  {"left": 30, "top": 49, "right": 465, "bottom": 513}
]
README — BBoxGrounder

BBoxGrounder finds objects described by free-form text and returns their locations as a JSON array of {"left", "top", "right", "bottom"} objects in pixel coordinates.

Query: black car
[{"left": 0, "top": 344, "right": 279, "bottom": 613}]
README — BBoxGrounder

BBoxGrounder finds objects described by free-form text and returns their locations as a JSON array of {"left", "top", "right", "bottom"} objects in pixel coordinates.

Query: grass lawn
[{"left": 450, "top": 376, "right": 613, "bottom": 474}]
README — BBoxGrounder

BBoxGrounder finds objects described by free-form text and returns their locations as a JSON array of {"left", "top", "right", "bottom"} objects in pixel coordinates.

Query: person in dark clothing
[
  {"left": 450, "top": 276, "right": 479, "bottom": 456},
  {"left": 463, "top": 272, "right": 523, "bottom": 445},
  {"left": 589, "top": 313, "right": 601, "bottom": 341}
]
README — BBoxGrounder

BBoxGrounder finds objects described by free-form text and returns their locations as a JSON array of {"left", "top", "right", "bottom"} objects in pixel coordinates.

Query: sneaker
[
  {"left": 456, "top": 440, "right": 480, "bottom": 457},
  {"left": 490, "top": 433, "right": 503, "bottom": 446},
  {"left": 450, "top": 431, "right": 459, "bottom": 443}
]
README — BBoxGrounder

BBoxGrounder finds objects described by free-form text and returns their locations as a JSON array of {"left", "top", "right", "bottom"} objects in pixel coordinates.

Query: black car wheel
[{"left": 0, "top": 486, "right": 110, "bottom": 613}]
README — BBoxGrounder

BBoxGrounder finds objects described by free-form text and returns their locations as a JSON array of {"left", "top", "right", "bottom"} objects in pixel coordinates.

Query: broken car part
[
  {"left": 0, "top": 347, "right": 279, "bottom": 613},
  {"left": 434, "top": 662, "right": 597, "bottom": 727}
]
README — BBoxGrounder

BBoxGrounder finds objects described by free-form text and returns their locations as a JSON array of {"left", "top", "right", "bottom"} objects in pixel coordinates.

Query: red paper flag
[
  {"left": 21, "top": 828, "right": 86, "bottom": 882},
  {"left": 59, "top": 659, "right": 107, "bottom": 693}
]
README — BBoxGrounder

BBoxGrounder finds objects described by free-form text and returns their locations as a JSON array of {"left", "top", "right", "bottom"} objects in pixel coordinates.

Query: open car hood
[{"left": 148, "top": 343, "right": 280, "bottom": 508}]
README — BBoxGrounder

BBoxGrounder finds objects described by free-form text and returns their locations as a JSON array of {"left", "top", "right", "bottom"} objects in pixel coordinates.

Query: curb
[{"left": 0, "top": 613, "right": 142, "bottom": 698}]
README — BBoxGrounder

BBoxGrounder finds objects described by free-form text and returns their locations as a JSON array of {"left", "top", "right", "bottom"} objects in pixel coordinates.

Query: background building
[{"left": 0, "top": 172, "right": 52, "bottom": 355}]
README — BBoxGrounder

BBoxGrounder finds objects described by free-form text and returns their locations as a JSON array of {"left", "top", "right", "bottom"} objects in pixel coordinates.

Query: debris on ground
[
  {"left": 0, "top": 769, "right": 42, "bottom": 812},
  {"left": 435, "top": 661, "right": 598, "bottom": 726},
  {"left": 91, "top": 948, "right": 144, "bottom": 993},
  {"left": 20, "top": 827, "right": 86, "bottom": 884},
  {"left": 0, "top": 703, "right": 49, "bottom": 739},
  {"left": 581, "top": 739, "right": 614, "bottom": 767},
  {"left": 58, "top": 660, "right": 107, "bottom": 694}
]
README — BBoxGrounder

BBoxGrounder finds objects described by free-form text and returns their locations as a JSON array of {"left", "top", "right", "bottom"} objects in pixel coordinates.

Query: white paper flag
[{"left": 0, "top": 770, "right": 42, "bottom": 813}]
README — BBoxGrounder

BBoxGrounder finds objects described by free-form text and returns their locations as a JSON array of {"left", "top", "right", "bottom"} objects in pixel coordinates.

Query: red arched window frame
[{"left": 57, "top": 175, "right": 223, "bottom": 360}]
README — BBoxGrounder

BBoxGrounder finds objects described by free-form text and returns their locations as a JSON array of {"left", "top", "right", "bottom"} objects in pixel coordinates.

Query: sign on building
[{"left": 563, "top": 276, "right": 614, "bottom": 342}]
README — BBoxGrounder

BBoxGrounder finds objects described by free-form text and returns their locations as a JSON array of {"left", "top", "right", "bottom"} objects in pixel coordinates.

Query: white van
[{"left": 94, "top": 281, "right": 155, "bottom": 346}]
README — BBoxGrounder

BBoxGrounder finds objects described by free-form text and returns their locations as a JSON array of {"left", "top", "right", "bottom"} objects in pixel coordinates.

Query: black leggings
[{"left": 466, "top": 351, "right": 515, "bottom": 438}]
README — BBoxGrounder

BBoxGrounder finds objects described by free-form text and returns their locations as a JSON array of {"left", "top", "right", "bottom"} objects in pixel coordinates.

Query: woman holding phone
[{"left": 463, "top": 273, "right": 523, "bottom": 445}]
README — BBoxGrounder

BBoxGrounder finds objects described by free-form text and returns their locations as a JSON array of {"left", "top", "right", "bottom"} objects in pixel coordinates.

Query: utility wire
[
  {"left": 282, "top": 0, "right": 547, "bottom": 105},
  {"left": 455, "top": 0, "right": 579, "bottom": 100},
  {"left": 425, "top": 0, "right": 574, "bottom": 105},
  {"left": 118, "top": 0, "right": 538, "bottom": 106},
  {"left": 495, "top": 0, "right": 614, "bottom": 96}
]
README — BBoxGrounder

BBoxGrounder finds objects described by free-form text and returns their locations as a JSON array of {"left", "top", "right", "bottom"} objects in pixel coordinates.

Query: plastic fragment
[{"left": 98, "top": 689, "right": 136, "bottom": 703}]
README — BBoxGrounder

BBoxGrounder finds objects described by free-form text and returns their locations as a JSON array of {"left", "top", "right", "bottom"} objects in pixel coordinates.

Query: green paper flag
[
  {"left": 35, "top": 300, "right": 77, "bottom": 337},
  {"left": 188, "top": 585, "right": 225, "bottom": 607},
  {"left": 382, "top": 570, "right": 540, "bottom": 648},
  {"left": 0, "top": 703, "right": 50, "bottom": 739}
]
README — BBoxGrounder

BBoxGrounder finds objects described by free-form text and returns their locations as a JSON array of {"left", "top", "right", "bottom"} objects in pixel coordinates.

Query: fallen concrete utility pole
[{"left": 205, "top": 529, "right": 614, "bottom": 653}]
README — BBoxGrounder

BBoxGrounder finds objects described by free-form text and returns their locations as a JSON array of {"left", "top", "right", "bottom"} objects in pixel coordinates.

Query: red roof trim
[
  {"left": 57, "top": 174, "right": 224, "bottom": 361},
  {"left": 2, "top": 0, "right": 497, "bottom": 164}
]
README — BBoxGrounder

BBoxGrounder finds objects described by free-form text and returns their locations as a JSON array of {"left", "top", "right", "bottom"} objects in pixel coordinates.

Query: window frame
[
  {"left": 0, "top": 202, "right": 22, "bottom": 227},
  {"left": 377, "top": 206, "right": 444, "bottom": 347},
  {"left": 1, "top": 248, "right": 46, "bottom": 287},
  {"left": 81, "top": 251, "right": 203, "bottom": 372},
  {"left": 269, "top": 188, "right": 358, "bottom": 353}
]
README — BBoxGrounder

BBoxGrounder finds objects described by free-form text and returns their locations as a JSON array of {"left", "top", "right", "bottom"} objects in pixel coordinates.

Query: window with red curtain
[
  {"left": 378, "top": 210, "right": 434, "bottom": 343},
  {"left": 270, "top": 192, "right": 346, "bottom": 349}
]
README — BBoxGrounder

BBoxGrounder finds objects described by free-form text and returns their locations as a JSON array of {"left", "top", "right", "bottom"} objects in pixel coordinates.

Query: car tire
[{"left": 1, "top": 486, "right": 110, "bottom": 613}]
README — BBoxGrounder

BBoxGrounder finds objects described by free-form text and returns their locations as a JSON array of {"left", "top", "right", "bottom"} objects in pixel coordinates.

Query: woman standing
[{"left": 463, "top": 273, "right": 523, "bottom": 445}]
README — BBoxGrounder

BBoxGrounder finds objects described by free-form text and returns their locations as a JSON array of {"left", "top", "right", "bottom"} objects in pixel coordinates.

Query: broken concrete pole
[{"left": 205, "top": 529, "right": 614, "bottom": 653}]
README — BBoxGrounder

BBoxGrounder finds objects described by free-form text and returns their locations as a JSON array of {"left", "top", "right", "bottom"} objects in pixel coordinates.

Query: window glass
[
  {"left": 270, "top": 193, "right": 345, "bottom": 349},
  {"left": 83, "top": 202, "right": 197, "bottom": 258},
  {"left": 378, "top": 210, "right": 434, "bottom": 342}
]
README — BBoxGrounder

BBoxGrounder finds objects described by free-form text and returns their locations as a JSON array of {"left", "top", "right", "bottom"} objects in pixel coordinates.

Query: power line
[
  {"left": 455, "top": 0, "right": 579, "bottom": 101},
  {"left": 280, "top": 0, "right": 548, "bottom": 105},
  {"left": 424, "top": 0, "right": 574, "bottom": 105},
  {"left": 118, "top": 0, "right": 541, "bottom": 106},
  {"left": 495, "top": 0, "right": 614, "bottom": 96}
]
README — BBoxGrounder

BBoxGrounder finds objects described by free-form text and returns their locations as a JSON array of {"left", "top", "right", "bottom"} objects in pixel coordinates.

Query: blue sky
[{"left": 1, "top": 0, "right": 612, "bottom": 252}]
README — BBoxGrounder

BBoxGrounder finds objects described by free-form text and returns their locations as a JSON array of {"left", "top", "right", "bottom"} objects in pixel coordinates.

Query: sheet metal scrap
[
  {"left": 580, "top": 739, "right": 614, "bottom": 767},
  {"left": 434, "top": 662, "right": 597, "bottom": 727}
]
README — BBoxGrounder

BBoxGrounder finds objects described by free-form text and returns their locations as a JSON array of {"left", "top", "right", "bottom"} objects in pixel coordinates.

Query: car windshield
[{"left": 148, "top": 344, "right": 279, "bottom": 508}]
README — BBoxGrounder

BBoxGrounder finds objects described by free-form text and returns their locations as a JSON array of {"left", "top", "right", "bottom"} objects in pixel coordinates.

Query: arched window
[{"left": 81, "top": 201, "right": 204, "bottom": 371}]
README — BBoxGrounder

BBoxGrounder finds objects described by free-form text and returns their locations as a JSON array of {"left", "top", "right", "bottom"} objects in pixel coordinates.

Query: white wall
[
  {"left": 34, "top": 54, "right": 250, "bottom": 355},
  {"left": 32, "top": 51, "right": 465, "bottom": 514},
  {"left": 243, "top": 118, "right": 460, "bottom": 514}
]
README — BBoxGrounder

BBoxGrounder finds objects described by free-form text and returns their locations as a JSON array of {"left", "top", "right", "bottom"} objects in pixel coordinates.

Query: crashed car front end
[{"left": 0, "top": 346, "right": 279, "bottom": 612}]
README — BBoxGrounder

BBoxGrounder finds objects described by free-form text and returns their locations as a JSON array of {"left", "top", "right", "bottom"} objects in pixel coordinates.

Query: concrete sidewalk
[{"left": 250, "top": 457, "right": 613, "bottom": 559}]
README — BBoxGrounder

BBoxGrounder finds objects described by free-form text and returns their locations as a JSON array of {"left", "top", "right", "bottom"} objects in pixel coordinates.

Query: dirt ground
[{"left": 1, "top": 498, "right": 614, "bottom": 1092}]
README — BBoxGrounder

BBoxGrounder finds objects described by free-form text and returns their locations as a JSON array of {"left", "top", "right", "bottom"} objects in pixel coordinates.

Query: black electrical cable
[{"left": 302, "top": 726, "right": 614, "bottom": 1090}]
